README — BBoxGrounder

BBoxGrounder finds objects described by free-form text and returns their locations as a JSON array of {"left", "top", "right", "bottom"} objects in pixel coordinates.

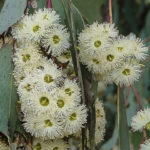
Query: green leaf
[
  {"left": 72, "top": 0, "right": 105, "bottom": 24},
  {"left": 0, "top": 44, "right": 18, "bottom": 141},
  {"left": 37, "top": 0, "right": 47, "bottom": 9},
  {"left": 145, "top": 10, "right": 150, "bottom": 37},
  {"left": 119, "top": 88, "right": 130, "bottom": 150},
  {"left": 0, "top": 0, "right": 5, "bottom": 12},
  {"left": 0, "top": 0, "right": 26, "bottom": 34}
]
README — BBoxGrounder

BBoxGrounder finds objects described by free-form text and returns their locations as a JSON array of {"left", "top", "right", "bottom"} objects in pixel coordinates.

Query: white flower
[
  {"left": 64, "top": 105, "right": 87, "bottom": 135},
  {"left": 63, "top": 79, "right": 81, "bottom": 103},
  {"left": 79, "top": 50, "right": 102, "bottom": 74},
  {"left": 0, "top": 134, "right": 9, "bottom": 150},
  {"left": 32, "top": 60, "right": 63, "bottom": 91},
  {"left": 111, "top": 59, "right": 142, "bottom": 87},
  {"left": 106, "top": 36, "right": 132, "bottom": 58},
  {"left": 34, "top": 8, "right": 60, "bottom": 27},
  {"left": 52, "top": 88, "right": 78, "bottom": 117},
  {"left": 56, "top": 50, "right": 72, "bottom": 63},
  {"left": 100, "top": 49, "right": 122, "bottom": 73},
  {"left": 78, "top": 22, "right": 118, "bottom": 55},
  {"left": 95, "top": 99, "right": 106, "bottom": 144},
  {"left": 11, "top": 16, "right": 28, "bottom": 41},
  {"left": 49, "top": 139, "right": 69, "bottom": 150},
  {"left": 13, "top": 66, "right": 27, "bottom": 86},
  {"left": 131, "top": 108, "right": 150, "bottom": 131},
  {"left": 32, "top": 138, "right": 49, "bottom": 150},
  {"left": 13, "top": 43, "right": 42, "bottom": 72},
  {"left": 17, "top": 75, "right": 37, "bottom": 97},
  {"left": 42, "top": 24, "right": 70, "bottom": 56},
  {"left": 126, "top": 33, "right": 148, "bottom": 60},
  {"left": 21, "top": 15, "right": 46, "bottom": 42},
  {"left": 21, "top": 88, "right": 57, "bottom": 114},
  {"left": 140, "top": 139, "right": 150, "bottom": 150},
  {"left": 23, "top": 112, "right": 63, "bottom": 139}
]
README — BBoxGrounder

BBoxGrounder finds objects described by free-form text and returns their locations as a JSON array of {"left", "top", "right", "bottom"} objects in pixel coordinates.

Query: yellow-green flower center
[
  {"left": 145, "top": 122, "right": 150, "bottom": 131},
  {"left": 57, "top": 99, "right": 65, "bottom": 108},
  {"left": 34, "top": 143, "right": 41, "bottom": 150},
  {"left": 92, "top": 59, "right": 99, "bottom": 64},
  {"left": 107, "top": 54, "right": 114, "bottom": 62},
  {"left": 44, "top": 74, "right": 53, "bottom": 83},
  {"left": 40, "top": 97, "right": 49, "bottom": 106},
  {"left": 44, "top": 119, "right": 53, "bottom": 127},
  {"left": 122, "top": 68, "right": 131, "bottom": 76},
  {"left": 96, "top": 109, "right": 103, "bottom": 118},
  {"left": 65, "top": 88, "right": 74, "bottom": 96},
  {"left": 70, "top": 113, "right": 77, "bottom": 121},
  {"left": 20, "top": 76, "right": 25, "bottom": 81},
  {"left": 24, "top": 84, "right": 31, "bottom": 92},
  {"left": 94, "top": 40, "right": 101, "bottom": 48},
  {"left": 53, "top": 147, "right": 59, "bottom": 150},
  {"left": 103, "top": 25, "right": 108, "bottom": 33},
  {"left": 64, "top": 51, "right": 71, "bottom": 59},
  {"left": 33, "top": 25, "right": 40, "bottom": 32},
  {"left": 117, "top": 47, "right": 123, "bottom": 52},
  {"left": 22, "top": 54, "right": 30, "bottom": 62},
  {"left": 43, "top": 14, "right": 48, "bottom": 20},
  {"left": 53, "top": 35, "right": 60, "bottom": 44}
]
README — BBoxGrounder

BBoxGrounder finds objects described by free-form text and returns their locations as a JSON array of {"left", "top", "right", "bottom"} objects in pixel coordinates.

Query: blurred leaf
[
  {"left": 101, "top": 122, "right": 118, "bottom": 150},
  {"left": 119, "top": 88, "right": 130, "bottom": 150},
  {"left": 72, "top": 0, "right": 104, "bottom": 24},
  {"left": 0, "top": 0, "right": 5, "bottom": 12},
  {"left": 0, "top": 0, "right": 26, "bottom": 34},
  {"left": 0, "top": 44, "right": 18, "bottom": 141},
  {"left": 52, "top": 0, "right": 66, "bottom": 24},
  {"left": 37, "top": 0, "right": 46, "bottom": 9},
  {"left": 145, "top": 10, "right": 150, "bottom": 36},
  {"left": 131, "top": 132, "right": 142, "bottom": 150},
  {"left": 122, "top": 0, "right": 138, "bottom": 34}
]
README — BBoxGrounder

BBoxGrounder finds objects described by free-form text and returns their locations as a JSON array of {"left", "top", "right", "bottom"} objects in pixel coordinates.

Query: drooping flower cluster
[
  {"left": 78, "top": 22, "right": 148, "bottom": 87},
  {"left": 131, "top": 108, "right": 150, "bottom": 132},
  {"left": 73, "top": 99, "right": 106, "bottom": 148},
  {"left": 131, "top": 108, "right": 150, "bottom": 149},
  {"left": 0, "top": 133, "right": 9, "bottom": 150},
  {"left": 12, "top": 8, "right": 87, "bottom": 144}
]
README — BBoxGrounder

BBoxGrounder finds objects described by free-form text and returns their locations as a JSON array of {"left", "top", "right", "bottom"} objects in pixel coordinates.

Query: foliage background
[{"left": 0, "top": 0, "right": 150, "bottom": 150}]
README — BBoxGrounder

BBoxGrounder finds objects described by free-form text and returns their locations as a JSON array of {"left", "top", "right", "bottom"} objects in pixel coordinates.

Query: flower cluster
[
  {"left": 73, "top": 99, "right": 106, "bottom": 148},
  {"left": 78, "top": 22, "right": 148, "bottom": 87},
  {"left": 131, "top": 108, "right": 150, "bottom": 150},
  {"left": 12, "top": 8, "right": 87, "bottom": 146},
  {"left": 0, "top": 134, "right": 9, "bottom": 150}
]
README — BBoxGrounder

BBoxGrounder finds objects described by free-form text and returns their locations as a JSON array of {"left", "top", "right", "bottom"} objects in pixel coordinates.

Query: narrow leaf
[
  {"left": 0, "top": 44, "right": 18, "bottom": 141},
  {"left": 0, "top": 0, "right": 26, "bottom": 34},
  {"left": 119, "top": 87, "right": 130, "bottom": 150}
]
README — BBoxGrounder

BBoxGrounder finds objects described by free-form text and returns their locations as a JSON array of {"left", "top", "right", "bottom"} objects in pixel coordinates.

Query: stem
[
  {"left": 68, "top": 0, "right": 87, "bottom": 149},
  {"left": 47, "top": 0, "right": 53, "bottom": 8},
  {"left": 117, "top": 86, "right": 120, "bottom": 129},
  {"left": 131, "top": 85, "right": 143, "bottom": 110},
  {"left": 108, "top": 0, "right": 113, "bottom": 24},
  {"left": 125, "top": 87, "right": 130, "bottom": 107}
]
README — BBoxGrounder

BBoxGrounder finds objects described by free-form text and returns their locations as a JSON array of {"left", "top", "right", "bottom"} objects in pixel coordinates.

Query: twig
[
  {"left": 47, "top": 0, "right": 53, "bottom": 9},
  {"left": 67, "top": 0, "right": 87, "bottom": 149},
  {"left": 131, "top": 85, "right": 143, "bottom": 110},
  {"left": 125, "top": 87, "right": 130, "bottom": 107},
  {"left": 117, "top": 86, "right": 120, "bottom": 129},
  {"left": 108, "top": 0, "right": 113, "bottom": 24}
]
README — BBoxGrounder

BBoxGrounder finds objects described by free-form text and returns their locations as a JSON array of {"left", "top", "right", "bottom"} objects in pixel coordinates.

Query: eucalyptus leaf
[
  {"left": 119, "top": 88, "right": 130, "bottom": 150},
  {"left": 72, "top": 0, "right": 105, "bottom": 24},
  {"left": 0, "top": 44, "right": 18, "bottom": 141},
  {"left": 0, "top": 0, "right": 26, "bottom": 34}
]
